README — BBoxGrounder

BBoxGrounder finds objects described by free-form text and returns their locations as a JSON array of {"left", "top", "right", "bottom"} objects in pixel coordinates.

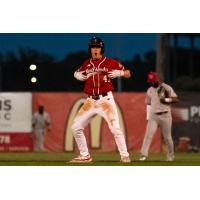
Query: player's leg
[
  {"left": 160, "top": 113, "right": 174, "bottom": 161},
  {"left": 38, "top": 130, "right": 45, "bottom": 152},
  {"left": 140, "top": 117, "right": 158, "bottom": 159},
  {"left": 97, "top": 94, "right": 130, "bottom": 162},
  {"left": 71, "top": 98, "right": 95, "bottom": 160},
  {"left": 33, "top": 130, "right": 40, "bottom": 152}
]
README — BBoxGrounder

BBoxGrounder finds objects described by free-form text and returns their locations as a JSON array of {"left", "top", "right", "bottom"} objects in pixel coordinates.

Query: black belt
[
  {"left": 88, "top": 93, "right": 108, "bottom": 100},
  {"left": 155, "top": 111, "right": 168, "bottom": 115}
]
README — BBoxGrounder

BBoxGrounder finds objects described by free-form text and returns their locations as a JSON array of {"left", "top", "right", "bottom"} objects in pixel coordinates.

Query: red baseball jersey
[{"left": 77, "top": 56, "right": 125, "bottom": 95}]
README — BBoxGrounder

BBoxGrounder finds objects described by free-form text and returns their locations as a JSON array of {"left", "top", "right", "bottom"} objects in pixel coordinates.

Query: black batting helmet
[{"left": 88, "top": 37, "right": 105, "bottom": 53}]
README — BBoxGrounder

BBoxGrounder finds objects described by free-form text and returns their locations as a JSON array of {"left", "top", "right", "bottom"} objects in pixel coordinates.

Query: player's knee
[
  {"left": 71, "top": 122, "right": 83, "bottom": 135},
  {"left": 145, "top": 134, "right": 153, "bottom": 141},
  {"left": 71, "top": 122, "right": 79, "bottom": 132},
  {"left": 109, "top": 126, "right": 123, "bottom": 136},
  {"left": 164, "top": 135, "right": 173, "bottom": 143}
]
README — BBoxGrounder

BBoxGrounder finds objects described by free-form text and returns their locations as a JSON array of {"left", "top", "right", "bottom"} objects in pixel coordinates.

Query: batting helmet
[
  {"left": 147, "top": 72, "right": 159, "bottom": 83},
  {"left": 88, "top": 37, "right": 105, "bottom": 53}
]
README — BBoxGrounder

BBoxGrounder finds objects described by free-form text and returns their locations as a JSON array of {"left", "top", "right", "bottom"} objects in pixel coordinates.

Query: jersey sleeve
[
  {"left": 165, "top": 85, "right": 178, "bottom": 98},
  {"left": 109, "top": 59, "right": 125, "bottom": 70},
  {"left": 169, "top": 87, "right": 177, "bottom": 98}
]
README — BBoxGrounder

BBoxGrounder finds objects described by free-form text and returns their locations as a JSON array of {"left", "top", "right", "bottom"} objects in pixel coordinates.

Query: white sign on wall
[{"left": 0, "top": 92, "right": 32, "bottom": 132}]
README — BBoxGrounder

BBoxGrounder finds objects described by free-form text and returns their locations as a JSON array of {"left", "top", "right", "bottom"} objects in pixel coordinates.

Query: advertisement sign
[
  {"left": 172, "top": 92, "right": 200, "bottom": 150},
  {"left": 0, "top": 93, "right": 32, "bottom": 151},
  {"left": 33, "top": 92, "right": 161, "bottom": 153}
]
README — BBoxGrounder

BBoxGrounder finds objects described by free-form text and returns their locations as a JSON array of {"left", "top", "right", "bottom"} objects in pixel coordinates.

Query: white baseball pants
[{"left": 71, "top": 92, "right": 129, "bottom": 157}]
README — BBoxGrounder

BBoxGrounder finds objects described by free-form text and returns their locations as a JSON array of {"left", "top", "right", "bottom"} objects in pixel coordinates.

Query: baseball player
[
  {"left": 70, "top": 37, "right": 131, "bottom": 163},
  {"left": 32, "top": 105, "right": 51, "bottom": 152},
  {"left": 139, "top": 72, "right": 179, "bottom": 161}
]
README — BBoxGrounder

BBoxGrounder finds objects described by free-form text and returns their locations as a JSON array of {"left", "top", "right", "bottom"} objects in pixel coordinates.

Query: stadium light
[
  {"left": 31, "top": 77, "right": 37, "bottom": 83},
  {"left": 29, "top": 64, "right": 37, "bottom": 71}
]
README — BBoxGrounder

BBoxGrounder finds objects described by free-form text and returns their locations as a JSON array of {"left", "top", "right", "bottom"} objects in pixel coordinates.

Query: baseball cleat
[
  {"left": 69, "top": 154, "right": 93, "bottom": 163},
  {"left": 139, "top": 155, "right": 147, "bottom": 161},
  {"left": 166, "top": 156, "right": 174, "bottom": 161},
  {"left": 120, "top": 156, "right": 131, "bottom": 163}
]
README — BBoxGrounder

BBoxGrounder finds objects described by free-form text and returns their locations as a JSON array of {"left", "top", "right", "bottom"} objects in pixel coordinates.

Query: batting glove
[
  {"left": 108, "top": 70, "right": 124, "bottom": 79},
  {"left": 74, "top": 71, "right": 87, "bottom": 81}
]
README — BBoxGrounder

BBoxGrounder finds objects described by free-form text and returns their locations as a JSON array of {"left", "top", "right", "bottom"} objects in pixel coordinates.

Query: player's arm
[
  {"left": 145, "top": 91, "right": 151, "bottom": 121},
  {"left": 160, "top": 96, "right": 179, "bottom": 104},
  {"left": 168, "top": 96, "right": 179, "bottom": 103},
  {"left": 32, "top": 115, "right": 36, "bottom": 129},
  {"left": 31, "top": 115, "right": 36, "bottom": 139},
  {"left": 74, "top": 62, "right": 87, "bottom": 81},
  {"left": 74, "top": 70, "right": 87, "bottom": 81},
  {"left": 169, "top": 87, "right": 179, "bottom": 103},
  {"left": 160, "top": 87, "right": 179, "bottom": 104},
  {"left": 146, "top": 104, "right": 151, "bottom": 121},
  {"left": 108, "top": 69, "right": 131, "bottom": 79},
  {"left": 122, "top": 70, "right": 131, "bottom": 78},
  {"left": 107, "top": 60, "right": 132, "bottom": 79}
]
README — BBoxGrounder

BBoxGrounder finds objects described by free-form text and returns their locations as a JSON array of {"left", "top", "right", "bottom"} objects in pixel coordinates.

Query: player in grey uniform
[
  {"left": 32, "top": 105, "right": 51, "bottom": 152},
  {"left": 139, "top": 72, "right": 179, "bottom": 161}
]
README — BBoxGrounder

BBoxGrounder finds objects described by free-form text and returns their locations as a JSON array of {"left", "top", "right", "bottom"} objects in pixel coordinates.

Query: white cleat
[
  {"left": 69, "top": 155, "right": 93, "bottom": 163},
  {"left": 139, "top": 155, "right": 147, "bottom": 161},
  {"left": 166, "top": 156, "right": 174, "bottom": 162},
  {"left": 120, "top": 156, "right": 131, "bottom": 163}
]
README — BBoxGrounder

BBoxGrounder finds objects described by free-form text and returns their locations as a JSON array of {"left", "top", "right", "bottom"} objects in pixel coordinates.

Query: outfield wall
[
  {"left": 32, "top": 92, "right": 161, "bottom": 153},
  {"left": 172, "top": 92, "right": 200, "bottom": 149},
  {"left": 4, "top": 92, "right": 192, "bottom": 153},
  {"left": 2, "top": 92, "right": 200, "bottom": 153}
]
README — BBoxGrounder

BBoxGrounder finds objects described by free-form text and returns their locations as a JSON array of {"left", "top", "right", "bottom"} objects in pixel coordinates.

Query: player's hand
[
  {"left": 108, "top": 70, "right": 124, "bottom": 79},
  {"left": 74, "top": 71, "right": 87, "bottom": 81},
  {"left": 160, "top": 97, "right": 172, "bottom": 104}
]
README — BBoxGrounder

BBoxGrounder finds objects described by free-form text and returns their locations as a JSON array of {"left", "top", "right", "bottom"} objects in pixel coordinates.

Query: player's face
[
  {"left": 38, "top": 106, "right": 44, "bottom": 114},
  {"left": 91, "top": 47, "right": 102, "bottom": 60},
  {"left": 149, "top": 81, "right": 159, "bottom": 88}
]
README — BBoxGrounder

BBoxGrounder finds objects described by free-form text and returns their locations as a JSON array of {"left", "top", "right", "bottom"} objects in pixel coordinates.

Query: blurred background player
[
  {"left": 32, "top": 105, "right": 51, "bottom": 152},
  {"left": 139, "top": 72, "right": 179, "bottom": 161},
  {"left": 70, "top": 36, "right": 132, "bottom": 163}
]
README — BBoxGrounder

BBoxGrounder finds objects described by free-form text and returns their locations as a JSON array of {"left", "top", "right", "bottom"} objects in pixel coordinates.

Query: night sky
[{"left": 0, "top": 33, "right": 157, "bottom": 61}]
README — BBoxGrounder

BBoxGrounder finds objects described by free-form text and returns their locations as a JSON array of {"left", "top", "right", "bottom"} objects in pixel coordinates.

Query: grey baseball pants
[{"left": 140, "top": 112, "right": 174, "bottom": 159}]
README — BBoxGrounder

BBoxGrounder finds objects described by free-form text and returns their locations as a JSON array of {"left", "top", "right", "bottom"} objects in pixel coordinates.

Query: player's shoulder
[
  {"left": 161, "top": 82, "right": 174, "bottom": 91},
  {"left": 105, "top": 57, "right": 118, "bottom": 63},
  {"left": 147, "top": 87, "right": 152, "bottom": 93},
  {"left": 80, "top": 59, "right": 91, "bottom": 69},
  {"left": 44, "top": 112, "right": 50, "bottom": 117},
  {"left": 33, "top": 112, "right": 39, "bottom": 117},
  {"left": 105, "top": 57, "right": 124, "bottom": 69},
  {"left": 82, "top": 59, "right": 90, "bottom": 65}
]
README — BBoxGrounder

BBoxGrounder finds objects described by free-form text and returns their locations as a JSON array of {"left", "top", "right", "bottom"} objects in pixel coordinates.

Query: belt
[
  {"left": 155, "top": 111, "right": 168, "bottom": 115},
  {"left": 88, "top": 93, "right": 108, "bottom": 100}
]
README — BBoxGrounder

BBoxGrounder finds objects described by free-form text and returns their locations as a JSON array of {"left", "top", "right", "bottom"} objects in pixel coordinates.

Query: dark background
[{"left": 0, "top": 33, "right": 200, "bottom": 92}]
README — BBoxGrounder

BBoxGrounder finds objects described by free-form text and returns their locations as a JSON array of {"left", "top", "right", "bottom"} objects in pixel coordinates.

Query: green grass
[{"left": 0, "top": 152, "right": 200, "bottom": 166}]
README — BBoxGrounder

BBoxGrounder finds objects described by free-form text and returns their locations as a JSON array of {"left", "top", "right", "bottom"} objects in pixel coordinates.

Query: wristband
[
  {"left": 146, "top": 105, "right": 151, "bottom": 120},
  {"left": 120, "top": 71, "right": 125, "bottom": 76},
  {"left": 165, "top": 98, "right": 172, "bottom": 103}
]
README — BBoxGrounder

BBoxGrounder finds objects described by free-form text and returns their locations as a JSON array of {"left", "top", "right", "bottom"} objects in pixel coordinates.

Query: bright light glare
[
  {"left": 31, "top": 77, "right": 37, "bottom": 83},
  {"left": 29, "top": 64, "right": 37, "bottom": 71}
]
